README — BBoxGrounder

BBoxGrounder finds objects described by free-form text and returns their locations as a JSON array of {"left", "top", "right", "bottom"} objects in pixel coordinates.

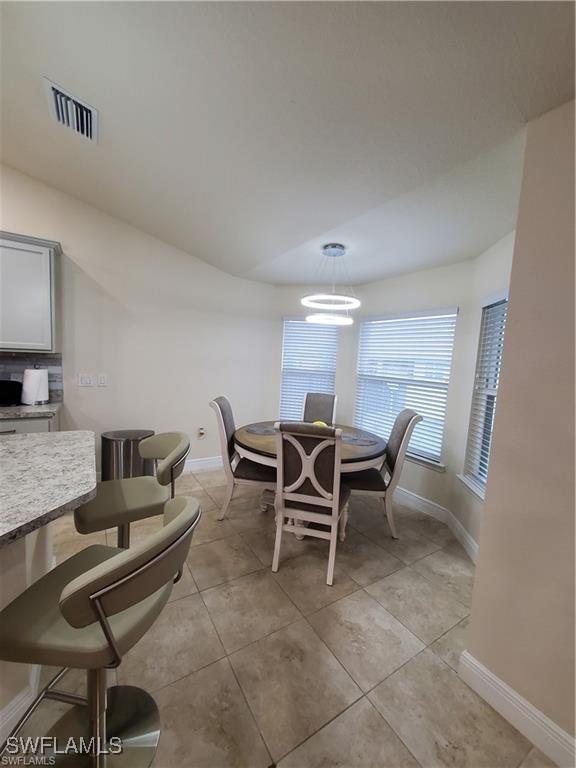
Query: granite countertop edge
[
  {"left": 0, "top": 403, "right": 62, "bottom": 420},
  {"left": 0, "top": 485, "right": 96, "bottom": 546}
]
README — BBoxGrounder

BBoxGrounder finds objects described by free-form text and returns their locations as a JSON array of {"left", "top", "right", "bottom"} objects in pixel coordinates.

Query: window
[
  {"left": 279, "top": 319, "right": 339, "bottom": 420},
  {"left": 355, "top": 310, "right": 457, "bottom": 463},
  {"left": 463, "top": 299, "right": 508, "bottom": 493}
]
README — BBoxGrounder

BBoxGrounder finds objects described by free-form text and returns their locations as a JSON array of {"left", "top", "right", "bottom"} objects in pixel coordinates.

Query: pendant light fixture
[{"left": 302, "top": 243, "right": 360, "bottom": 325}]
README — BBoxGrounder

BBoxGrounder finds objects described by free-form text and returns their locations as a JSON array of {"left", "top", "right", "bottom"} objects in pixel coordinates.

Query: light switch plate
[
  {"left": 77, "top": 373, "right": 93, "bottom": 387},
  {"left": 97, "top": 373, "right": 108, "bottom": 387}
]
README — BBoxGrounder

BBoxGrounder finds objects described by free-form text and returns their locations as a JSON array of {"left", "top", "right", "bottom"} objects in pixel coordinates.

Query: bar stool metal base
[{"left": 39, "top": 685, "right": 160, "bottom": 767}]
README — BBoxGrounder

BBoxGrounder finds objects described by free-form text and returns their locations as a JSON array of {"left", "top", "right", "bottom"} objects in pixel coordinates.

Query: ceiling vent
[{"left": 44, "top": 78, "right": 98, "bottom": 142}]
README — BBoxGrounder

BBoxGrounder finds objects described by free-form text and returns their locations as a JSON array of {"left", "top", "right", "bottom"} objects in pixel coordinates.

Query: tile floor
[{"left": 33, "top": 469, "right": 551, "bottom": 768}]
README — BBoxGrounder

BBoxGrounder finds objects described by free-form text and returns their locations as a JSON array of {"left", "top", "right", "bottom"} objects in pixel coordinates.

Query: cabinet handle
[{"left": 0, "top": 429, "right": 16, "bottom": 435}]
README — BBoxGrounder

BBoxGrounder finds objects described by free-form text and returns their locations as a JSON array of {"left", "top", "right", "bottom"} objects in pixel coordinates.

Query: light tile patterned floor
[{"left": 35, "top": 470, "right": 545, "bottom": 768}]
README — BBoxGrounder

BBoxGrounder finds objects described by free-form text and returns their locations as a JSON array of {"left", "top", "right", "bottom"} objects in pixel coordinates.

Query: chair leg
[
  {"left": 218, "top": 481, "right": 234, "bottom": 521},
  {"left": 339, "top": 503, "right": 349, "bottom": 542},
  {"left": 272, "top": 511, "right": 284, "bottom": 572},
  {"left": 383, "top": 495, "right": 398, "bottom": 539},
  {"left": 87, "top": 668, "right": 107, "bottom": 767},
  {"left": 259, "top": 487, "right": 275, "bottom": 512},
  {"left": 327, "top": 525, "right": 338, "bottom": 586},
  {"left": 293, "top": 518, "right": 306, "bottom": 540},
  {"left": 117, "top": 523, "right": 130, "bottom": 549}
]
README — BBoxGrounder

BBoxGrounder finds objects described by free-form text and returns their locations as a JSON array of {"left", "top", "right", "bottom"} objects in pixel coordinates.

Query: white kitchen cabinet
[
  {"left": 0, "top": 233, "right": 61, "bottom": 352},
  {"left": 0, "top": 418, "right": 54, "bottom": 435}
]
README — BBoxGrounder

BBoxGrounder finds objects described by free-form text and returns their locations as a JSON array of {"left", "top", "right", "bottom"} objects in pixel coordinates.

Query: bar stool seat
[
  {"left": 0, "top": 545, "right": 171, "bottom": 669},
  {"left": 75, "top": 478, "right": 170, "bottom": 535},
  {"left": 0, "top": 496, "right": 201, "bottom": 767},
  {"left": 75, "top": 431, "right": 190, "bottom": 548}
]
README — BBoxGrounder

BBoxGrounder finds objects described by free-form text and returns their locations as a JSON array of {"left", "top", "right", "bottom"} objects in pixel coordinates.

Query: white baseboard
[
  {"left": 184, "top": 455, "right": 223, "bottom": 473},
  {"left": 394, "top": 486, "right": 448, "bottom": 522},
  {"left": 394, "top": 486, "right": 479, "bottom": 562},
  {"left": 444, "top": 507, "right": 479, "bottom": 562},
  {"left": 459, "top": 651, "right": 575, "bottom": 767},
  {"left": 0, "top": 664, "right": 41, "bottom": 745}
]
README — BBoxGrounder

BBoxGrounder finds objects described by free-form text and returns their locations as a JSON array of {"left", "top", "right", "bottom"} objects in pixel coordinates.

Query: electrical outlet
[
  {"left": 97, "top": 373, "right": 108, "bottom": 387},
  {"left": 77, "top": 373, "right": 94, "bottom": 387},
  {"left": 197, "top": 427, "right": 206, "bottom": 440}
]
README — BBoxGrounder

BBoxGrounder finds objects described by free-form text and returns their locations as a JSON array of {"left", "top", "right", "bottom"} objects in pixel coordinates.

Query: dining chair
[
  {"left": 343, "top": 409, "right": 422, "bottom": 539},
  {"left": 210, "top": 396, "right": 276, "bottom": 520},
  {"left": 272, "top": 422, "right": 350, "bottom": 585},
  {"left": 303, "top": 392, "right": 337, "bottom": 425}
]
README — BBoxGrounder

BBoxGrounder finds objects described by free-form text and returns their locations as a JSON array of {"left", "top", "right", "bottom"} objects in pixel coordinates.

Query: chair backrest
[
  {"left": 209, "top": 396, "right": 236, "bottom": 482},
  {"left": 385, "top": 409, "right": 423, "bottom": 489},
  {"left": 138, "top": 431, "right": 190, "bottom": 487},
  {"left": 303, "top": 392, "right": 337, "bottom": 425},
  {"left": 275, "top": 421, "right": 342, "bottom": 516},
  {"left": 59, "top": 495, "right": 201, "bottom": 629}
]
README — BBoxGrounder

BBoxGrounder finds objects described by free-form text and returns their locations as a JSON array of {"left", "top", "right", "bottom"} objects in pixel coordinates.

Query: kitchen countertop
[
  {"left": 0, "top": 430, "right": 96, "bottom": 546},
  {"left": 0, "top": 403, "right": 62, "bottom": 420}
]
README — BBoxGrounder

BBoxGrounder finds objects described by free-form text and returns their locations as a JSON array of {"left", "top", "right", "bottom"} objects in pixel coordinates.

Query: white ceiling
[{"left": 1, "top": 2, "right": 573, "bottom": 284}]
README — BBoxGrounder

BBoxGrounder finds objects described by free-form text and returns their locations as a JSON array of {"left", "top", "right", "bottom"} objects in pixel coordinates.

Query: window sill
[
  {"left": 457, "top": 473, "right": 486, "bottom": 501},
  {"left": 406, "top": 454, "right": 446, "bottom": 473}
]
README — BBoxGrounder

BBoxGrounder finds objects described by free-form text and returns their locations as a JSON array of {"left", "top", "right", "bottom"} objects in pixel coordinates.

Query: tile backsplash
[{"left": 0, "top": 353, "right": 63, "bottom": 402}]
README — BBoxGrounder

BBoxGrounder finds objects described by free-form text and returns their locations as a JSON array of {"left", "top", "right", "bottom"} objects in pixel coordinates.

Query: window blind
[
  {"left": 463, "top": 299, "right": 508, "bottom": 492},
  {"left": 355, "top": 311, "right": 457, "bottom": 462},
  {"left": 279, "top": 319, "right": 339, "bottom": 420}
]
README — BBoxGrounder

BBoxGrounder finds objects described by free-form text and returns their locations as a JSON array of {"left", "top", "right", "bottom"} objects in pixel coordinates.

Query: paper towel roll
[{"left": 21, "top": 369, "right": 49, "bottom": 405}]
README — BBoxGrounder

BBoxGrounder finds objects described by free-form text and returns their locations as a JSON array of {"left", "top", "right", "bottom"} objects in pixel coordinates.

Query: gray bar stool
[
  {"left": 0, "top": 496, "right": 201, "bottom": 767},
  {"left": 75, "top": 432, "right": 190, "bottom": 548}
]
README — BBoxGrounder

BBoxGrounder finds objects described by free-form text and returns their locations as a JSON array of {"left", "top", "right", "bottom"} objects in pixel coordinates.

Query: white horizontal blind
[
  {"left": 355, "top": 311, "right": 457, "bottom": 462},
  {"left": 463, "top": 299, "right": 508, "bottom": 491},
  {"left": 279, "top": 319, "right": 339, "bottom": 420}
]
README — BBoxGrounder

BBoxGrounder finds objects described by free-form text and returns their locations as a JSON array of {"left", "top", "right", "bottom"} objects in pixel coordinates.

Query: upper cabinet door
[{"left": 0, "top": 234, "right": 58, "bottom": 352}]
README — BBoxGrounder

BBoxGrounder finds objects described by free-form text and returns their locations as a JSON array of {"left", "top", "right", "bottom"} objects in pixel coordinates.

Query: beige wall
[
  {"left": 0, "top": 164, "right": 283, "bottom": 464},
  {"left": 467, "top": 101, "right": 575, "bottom": 736},
  {"left": 277, "top": 234, "right": 515, "bottom": 541}
]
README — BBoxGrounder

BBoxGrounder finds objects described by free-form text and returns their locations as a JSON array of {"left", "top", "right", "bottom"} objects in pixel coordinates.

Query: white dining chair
[
  {"left": 272, "top": 421, "right": 350, "bottom": 585},
  {"left": 303, "top": 392, "right": 337, "bottom": 425},
  {"left": 343, "top": 409, "right": 422, "bottom": 539},
  {"left": 210, "top": 396, "right": 277, "bottom": 520}
]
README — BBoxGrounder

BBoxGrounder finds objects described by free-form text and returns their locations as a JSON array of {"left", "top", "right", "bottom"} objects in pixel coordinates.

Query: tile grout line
[
  {"left": 273, "top": 697, "right": 368, "bottom": 766},
  {"left": 196, "top": 586, "right": 276, "bottom": 765},
  {"left": 362, "top": 696, "right": 428, "bottom": 768},
  {"left": 424, "top": 613, "right": 470, "bottom": 653},
  {"left": 225, "top": 657, "right": 276, "bottom": 765},
  {"left": 360, "top": 646, "right": 436, "bottom": 768},
  {"left": 303, "top": 591, "right": 439, "bottom": 698},
  {"left": 360, "top": 581, "right": 470, "bottom": 646},
  {"left": 203, "top": 603, "right": 305, "bottom": 661},
  {"left": 363, "top": 549, "right": 473, "bottom": 613}
]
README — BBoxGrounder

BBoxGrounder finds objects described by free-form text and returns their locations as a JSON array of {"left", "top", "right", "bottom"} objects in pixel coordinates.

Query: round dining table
[{"left": 234, "top": 421, "right": 386, "bottom": 473}]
